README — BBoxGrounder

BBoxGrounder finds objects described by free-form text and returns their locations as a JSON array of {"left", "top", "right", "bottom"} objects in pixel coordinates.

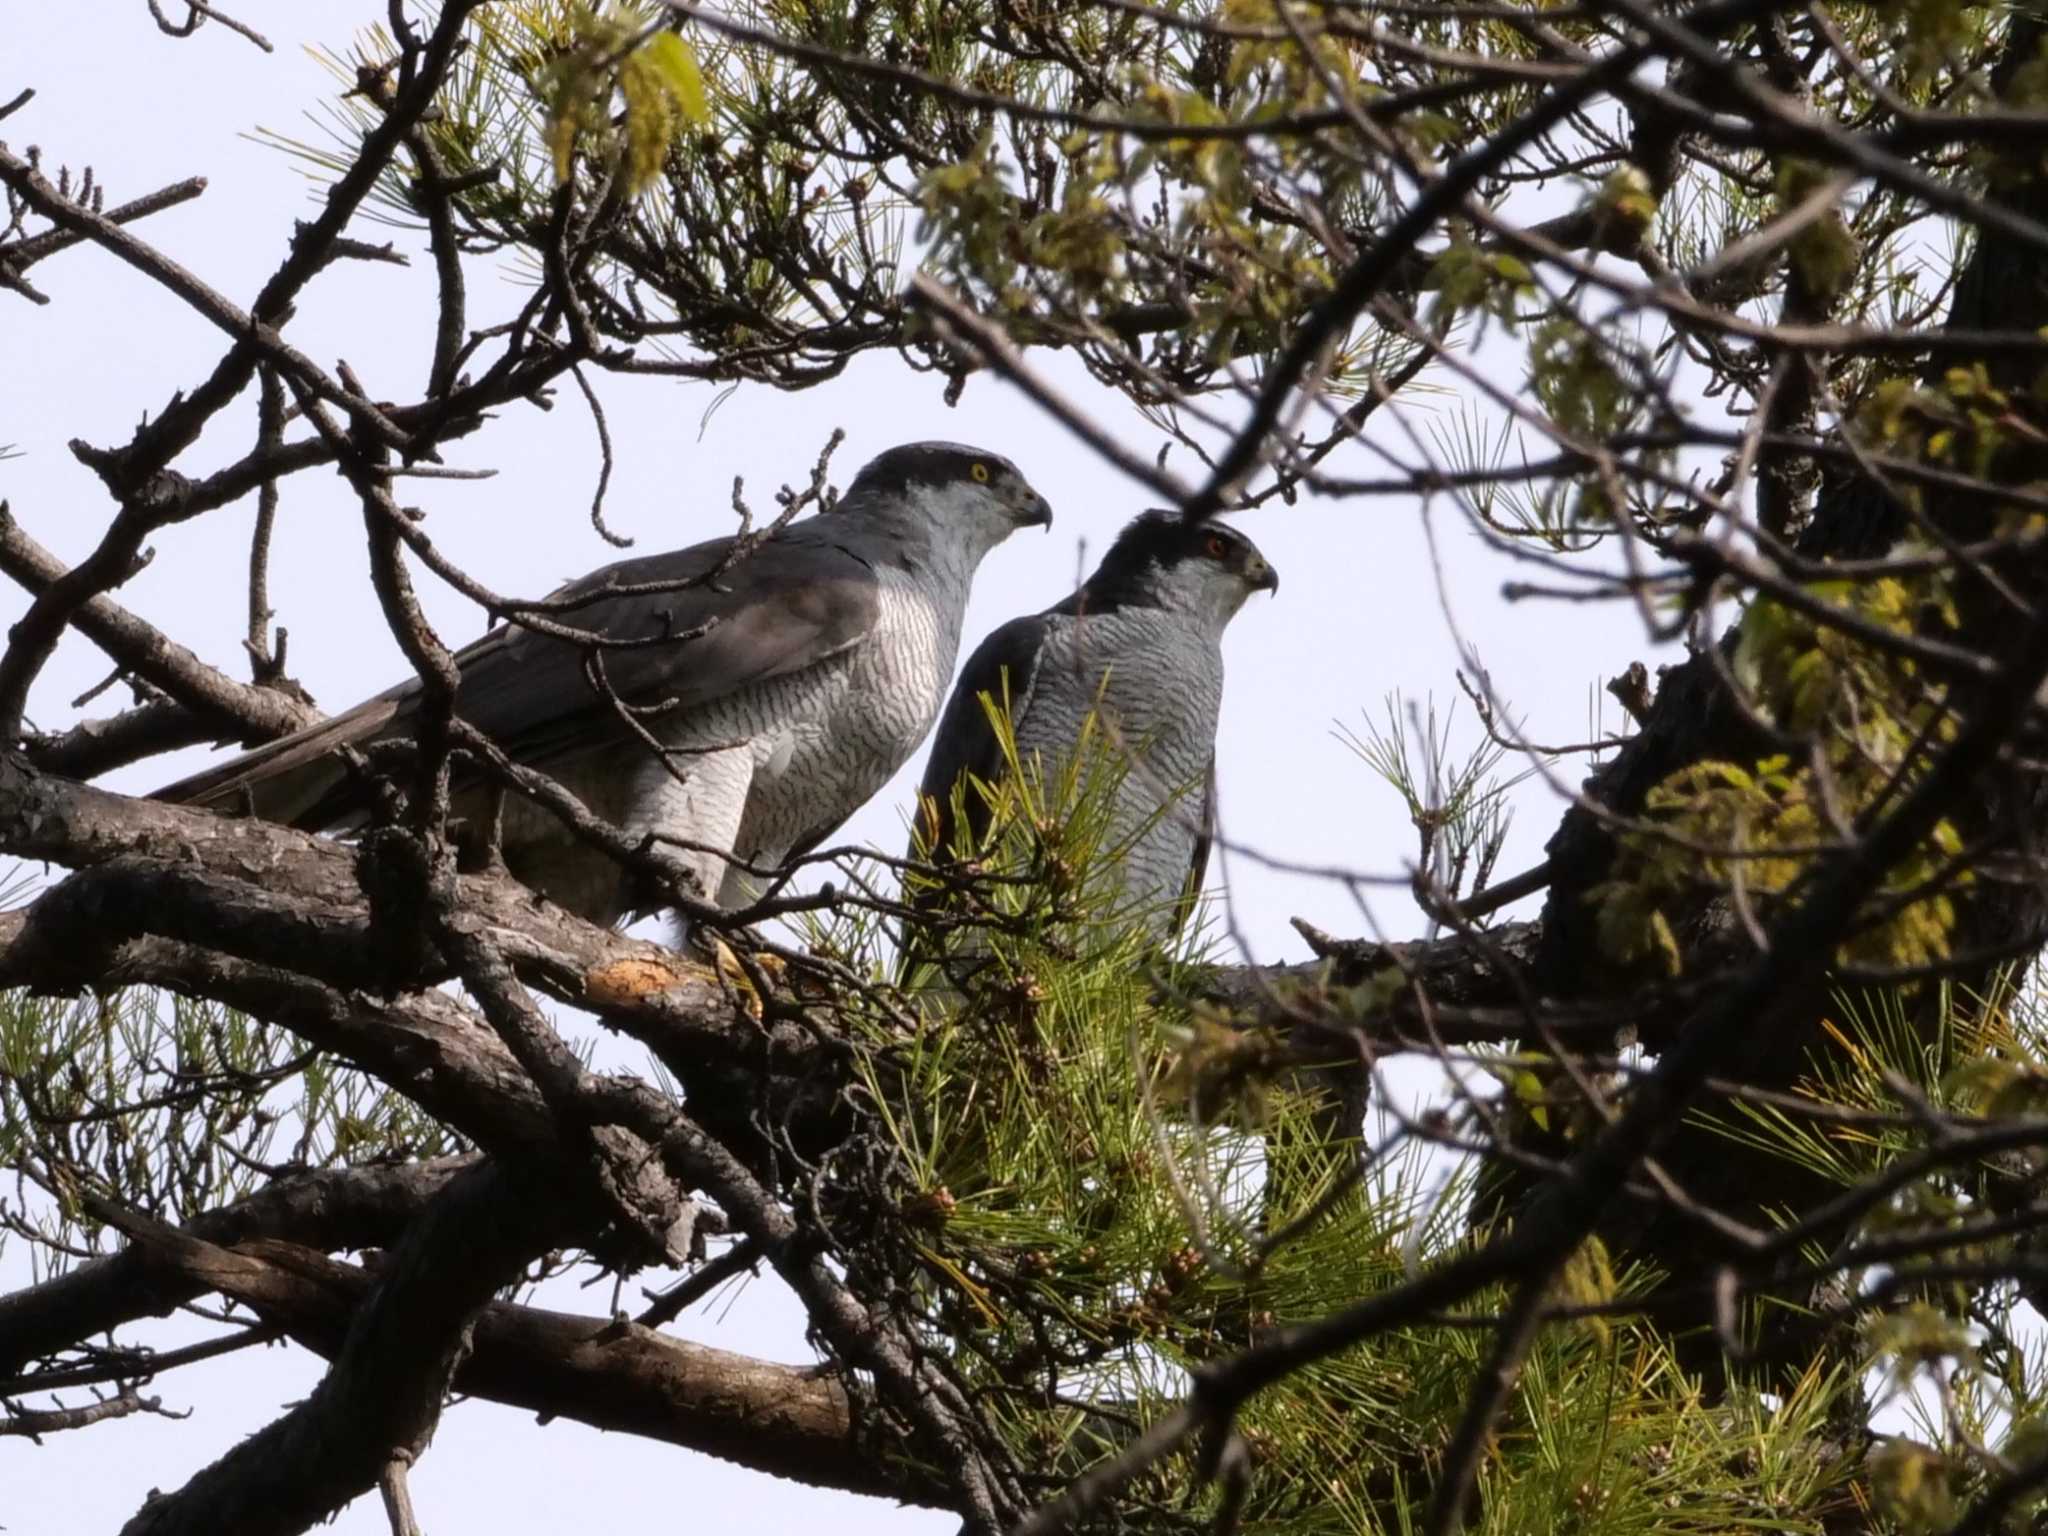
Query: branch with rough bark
[
  {"left": 0, "top": 754, "right": 1541, "bottom": 1132},
  {"left": 42, "top": 1212, "right": 925, "bottom": 1501},
  {"left": 117, "top": 1161, "right": 567, "bottom": 1536},
  {"left": 0, "top": 1159, "right": 471, "bottom": 1378},
  {"left": 0, "top": 1153, "right": 928, "bottom": 1502}
]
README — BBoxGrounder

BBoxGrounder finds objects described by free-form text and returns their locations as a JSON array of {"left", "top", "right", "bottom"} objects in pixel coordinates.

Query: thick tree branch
[
  {"left": 0, "top": 760, "right": 990, "bottom": 1524},
  {"left": 0, "top": 1159, "right": 472, "bottom": 1378},
  {"left": 0, "top": 752, "right": 1570, "bottom": 1196},
  {"left": 118, "top": 1160, "right": 565, "bottom": 1536},
  {"left": 0, "top": 756, "right": 849, "bottom": 1077},
  {"left": 65, "top": 1220, "right": 932, "bottom": 1504},
  {"left": 23, "top": 697, "right": 228, "bottom": 781}
]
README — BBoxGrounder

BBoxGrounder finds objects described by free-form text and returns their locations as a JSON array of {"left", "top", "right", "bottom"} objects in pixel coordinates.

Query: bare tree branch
[
  {"left": 0, "top": 175, "right": 207, "bottom": 296},
  {"left": 1, "top": 1386, "right": 183, "bottom": 1441},
  {"left": 0, "top": 1159, "right": 472, "bottom": 1377},
  {"left": 117, "top": 1161, "right": 563, "bottom": 1536},
  {"left": 0, "top": 505, "right": 322, "bottom": 753}
]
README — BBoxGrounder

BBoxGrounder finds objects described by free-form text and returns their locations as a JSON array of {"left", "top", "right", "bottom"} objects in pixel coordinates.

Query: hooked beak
[
  {"left": 1016, "top": 491, "right": 1054, "bottom": 530},
  {"left": 1249, "top": 556, "right": 1279, "bottom": 595}
]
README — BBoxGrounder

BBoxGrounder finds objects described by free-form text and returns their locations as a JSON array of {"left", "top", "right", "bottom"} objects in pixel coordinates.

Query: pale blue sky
[{"left": 0, "top": 6, "right": 1660, "bottom": 1531}]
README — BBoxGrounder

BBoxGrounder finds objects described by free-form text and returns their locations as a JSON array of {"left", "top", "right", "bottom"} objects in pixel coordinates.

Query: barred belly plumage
[
  {"left": 1014, "top": 608, "right": 1223, "bottom": 931},
  {"left": 493, "top": 568, "right": 965, "bottom": 923},
  {"left": 729, "top": 568, "right": 958, "bottom": 869}
]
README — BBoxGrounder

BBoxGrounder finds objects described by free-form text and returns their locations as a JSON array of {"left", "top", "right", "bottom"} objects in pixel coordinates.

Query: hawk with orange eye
[{"left": 911, "top": 509, "right": 1278, "bottom": 952}]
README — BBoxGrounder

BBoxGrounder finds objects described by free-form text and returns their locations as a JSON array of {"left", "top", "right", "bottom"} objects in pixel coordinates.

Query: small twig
[
  {"left": 1441, "top": 859, "right": 1553, "bottom": 922},
  {"left": 383, "top": 463, "right": 497, "bottom": 480},
  {"left": 325, "top": 235, "right": 409, "bottom": 267},
  {"left": 0, "top": 1385, "right": 186, "bottom": 1441},
  {"left": 0, "top": 174, "right": 206, "bottom": 280},
  {"left": 378, "top": 1453, "right": 424, "bottom": 1536},
  {"left": 248, "top": 368, "right": 284, "bottom": 682},
  {"left": 292, "top": 369, "right": 459, "bottom": 834},
  {"left": 0, "top": 174, "right": 209, "bottom": 309},
  {"left": 68, "top": 665, "right": 133, "bottom": 712},
  {"left": 636, "top": 1238, "right": 763, "bottom": 1328},
  {"left": 573, "top": 365, "right": 630, "bottom": 548},
  {"left": 0, "top": 1324, "right": 281, "bottom": 1396},
  {"left": 145, "top": 0, "right": 274, "bottom": 52},
  {"left": 1605, "top": 661, "right": 1653, "bottom": 725}
]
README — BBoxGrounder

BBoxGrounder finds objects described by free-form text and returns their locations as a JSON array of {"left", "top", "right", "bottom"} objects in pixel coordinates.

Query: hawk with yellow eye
[
  {"left": 911, "top": 510, "right": 1278, "bottom": 944},
  {"left": 158, "top": 441, "right": 1052, "bottom": 930}
]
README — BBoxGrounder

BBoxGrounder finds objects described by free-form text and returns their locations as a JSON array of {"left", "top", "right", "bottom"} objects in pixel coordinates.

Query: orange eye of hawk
[{"left": 1204, "top": 533, "right": 1231, "bottom": 560}]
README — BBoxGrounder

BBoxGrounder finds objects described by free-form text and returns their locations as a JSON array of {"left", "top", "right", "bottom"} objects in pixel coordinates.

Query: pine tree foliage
[{"left": 1, "top": 992, "right": 459, "bottom": 1272}]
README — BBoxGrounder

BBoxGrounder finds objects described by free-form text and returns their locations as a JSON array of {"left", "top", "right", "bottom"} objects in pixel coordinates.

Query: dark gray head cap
[
  {"left": 1070, "top": 511, "right": 1279, "bottom": 609},
  {"left": 846, "top": 441, "right": 1023, "bottom": 499}
]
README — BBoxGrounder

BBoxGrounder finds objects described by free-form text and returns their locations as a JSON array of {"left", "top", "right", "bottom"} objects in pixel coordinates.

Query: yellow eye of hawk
[{"left": 970, "top": 462, "right": 990, "bottom": 483}]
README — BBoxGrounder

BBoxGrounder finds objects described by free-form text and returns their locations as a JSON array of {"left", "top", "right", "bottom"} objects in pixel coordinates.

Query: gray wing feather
[
  {"left": 152, "top": 691, "right": 407, "bottom": 825},
  {"left": 446, "top": 523, "right": 879, "bottom": 765},
  {"left": 157, "top": 522, "right": 882, "bottom": 827},
  {"left": 1172, "top": 758, "right": 1216, "bottom": 937},
  {"left": 910, "top": 613, "right": 1050, "bottom": 860}
]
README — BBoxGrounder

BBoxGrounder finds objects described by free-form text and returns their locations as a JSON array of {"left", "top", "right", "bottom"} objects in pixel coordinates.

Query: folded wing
[{"left": 157, "top": 523, "right": 882, "bottom": 827}]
